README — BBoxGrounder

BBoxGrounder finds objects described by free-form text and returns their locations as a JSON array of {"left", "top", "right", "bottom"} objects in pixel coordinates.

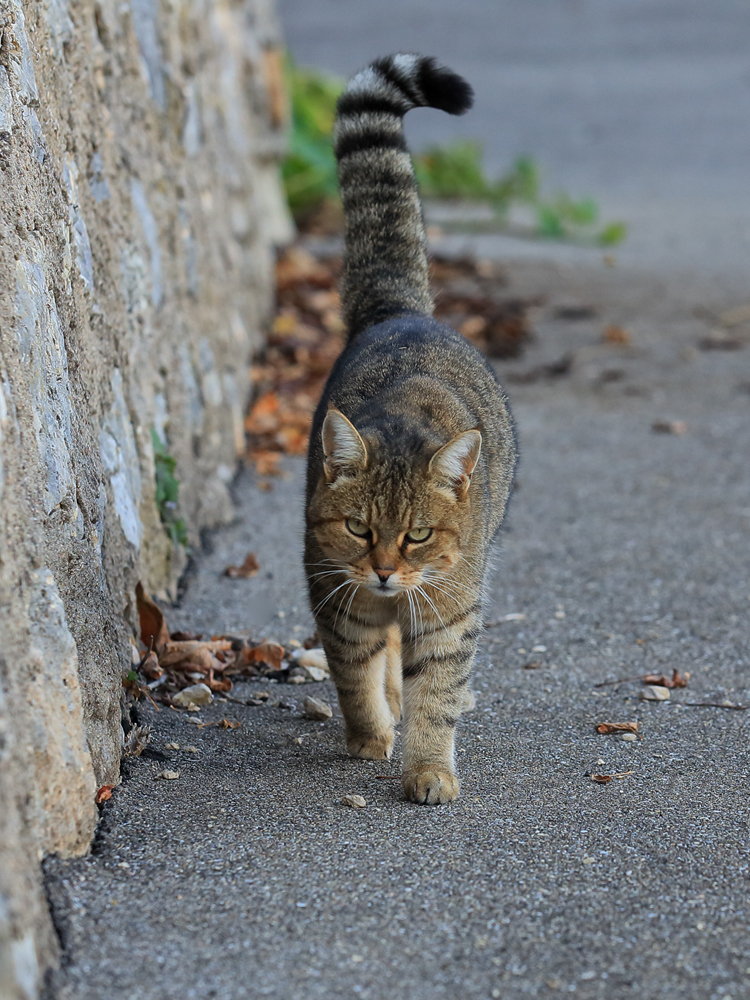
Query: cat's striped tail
[{"left": 333, "top": 54, "right": 473, "bottom": 339}]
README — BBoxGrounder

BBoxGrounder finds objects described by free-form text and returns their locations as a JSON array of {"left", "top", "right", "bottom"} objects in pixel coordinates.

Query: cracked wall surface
[{"left": 0, "top": 0, "right": 290, "bottom": 993}]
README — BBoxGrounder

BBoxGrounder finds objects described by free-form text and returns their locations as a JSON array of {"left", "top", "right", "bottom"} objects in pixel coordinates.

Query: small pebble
[
  {"left": 652, "top": 419, "right": 687, "bottom": 435},
  {"left": 156, "top": 770, "right": 179, "bottom": 780},
  {"left": 183, "top": 746, "right": 199, "bottom": 753},
  {"left": 619, "top": 732, "right": 638, "bottom": 741},
  {"left": 292, "top": 647, "right": 328, "bottom": 671},
  {"left": 165, "top": 742, "right": 180, "bottom": 750},
  {"left": 342, "top": 794, "right": 366, "bottom": 808},
  {"left": 640, "top": 685, "right": 670, "bottom": 701},
  {"left": 117, "top": 862, "right": 130, "bottom": 869},
  {"left": 173, "top": 683, "right": 213, "bottom": 708},
  {"left": 302, "top": 665, "right": 328, "bottom": 682},
  {"left": 303, "top": 696, "right": 333, "bottom": 721}
]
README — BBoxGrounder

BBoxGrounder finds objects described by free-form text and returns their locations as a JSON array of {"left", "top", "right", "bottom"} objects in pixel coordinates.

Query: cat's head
[{"left": 307, "top": 408, "right": 481, "bottom": 597}]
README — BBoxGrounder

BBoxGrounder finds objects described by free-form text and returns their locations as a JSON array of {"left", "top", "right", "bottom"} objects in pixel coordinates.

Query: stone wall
[{"left": 0, "top": 0, "right": 290, "bottom": 993}]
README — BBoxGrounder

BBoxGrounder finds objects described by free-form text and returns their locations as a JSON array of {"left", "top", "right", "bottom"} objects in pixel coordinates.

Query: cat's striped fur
[{"left": 305, "top": 55, "right": 517, "bottom": 804}]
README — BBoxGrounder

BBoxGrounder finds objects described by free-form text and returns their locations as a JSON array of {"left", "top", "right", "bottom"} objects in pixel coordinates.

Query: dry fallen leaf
[
  {"left": 223, "top": 552, "right": 260, "bottom": 579},
  {"left": 217, "top": 718, "right": 241, "bottom": 729},
  {"left": 140, "top": 650, "right": 163, "bottom": 680},
  {"left": 250, "top": 450, "right": 282, "bottom": 477},
  {"left": 95, "top": 785, "right": 115, "bottom": 804},
  {"left": 235, "top": 639, "right": 285, "bottom": 672},
  {"left": 159, "top": 639, "right": 232, "bottom": 666},
  {"left": 595, "top": 722, "right": 639, "bottom": 735},
  {"left": 136, "top": 582, "right": 170, "bottom": 655},
  {"left": 602, "top": 324, "right": 631, "bottom": 345},
  {"left": 641, "top": 669, "right": 689, "bottom": 689},
  {"left": 590, "top": 771, "right": 633, "bottom": 784}
]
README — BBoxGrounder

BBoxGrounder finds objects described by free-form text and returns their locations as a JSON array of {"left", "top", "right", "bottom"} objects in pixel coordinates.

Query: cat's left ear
[
  {"left": 322, "top": 408, "right": 368, "bottom": 483},
  {"left": 429, "top": 429, "right": 482, "bottom": 499}
]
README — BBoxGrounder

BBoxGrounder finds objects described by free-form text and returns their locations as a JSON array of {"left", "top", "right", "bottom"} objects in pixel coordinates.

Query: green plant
[
  {"left": 413, "top": 140, "right": 492, "bottom": 200},
  {"left": 151, "top": 429, "right": 189, "bottom": 550},
  {"left": 282, "top": 59, "right": 341, "bottom": 213},
  {"left": 282, "top": 58, "right": 626, "bottom": 246}
]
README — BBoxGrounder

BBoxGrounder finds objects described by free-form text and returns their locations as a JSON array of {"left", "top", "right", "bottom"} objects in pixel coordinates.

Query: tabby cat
[{"left": 304, "top": 54, "right": 517, "bottom": 804}]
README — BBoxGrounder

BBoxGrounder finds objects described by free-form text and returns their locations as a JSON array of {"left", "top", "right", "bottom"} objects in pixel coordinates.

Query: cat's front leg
[
  {"left": 319, "top": 623, "right": 395, "bottom": 760},
  {"left": 400, "top": 626, "right": 478, "bottom": 804}
]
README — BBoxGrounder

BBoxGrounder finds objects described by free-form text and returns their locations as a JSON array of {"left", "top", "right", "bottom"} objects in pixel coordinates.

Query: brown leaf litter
[
  {"left": 136, "top": 582, "right": 170, "bottom": 655},
  {"left": 602, "top": 324, "right": 631, "bottom": 345},
  {"left": 223, "top": 552, "right": 260, "bottom": 578},
  {"left": 246, "top": 247, "right": 539, "bottom": 477},
  {"left": 595, "top": 722, "right": 639, "bottom": 735},
  {"left": 595, "top": 669, "right": 690, "bottom": 689},
  {"left": 641, "top": 669, "right": 689, "bottom": 689},
  {"left": 590, "top": 771, "right": 633, "bottom": 784},
  {"left": 128, "top": 584, "right": 328, "bottom": 706}
]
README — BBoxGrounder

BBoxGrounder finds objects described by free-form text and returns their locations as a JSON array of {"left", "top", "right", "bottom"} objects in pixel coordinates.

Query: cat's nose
[{"left": 375, "top": 568, "right": 395, "bottom": 585}]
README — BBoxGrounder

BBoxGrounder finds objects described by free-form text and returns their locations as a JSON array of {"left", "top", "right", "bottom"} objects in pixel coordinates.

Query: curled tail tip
[
  {"left": 415, "top": 56, "right": 474, "bottom": 116},
  {"left": 338, "top": 53, "right": 473, "bottom": 118}
]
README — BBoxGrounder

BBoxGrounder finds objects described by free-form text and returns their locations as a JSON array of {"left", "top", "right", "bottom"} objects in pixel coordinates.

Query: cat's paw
[
  {"left": 347, "top": 732, "right": 394, "bottom": 760},
  {"left": 403, "top": 768, "right": 460, "bottom": 805}
]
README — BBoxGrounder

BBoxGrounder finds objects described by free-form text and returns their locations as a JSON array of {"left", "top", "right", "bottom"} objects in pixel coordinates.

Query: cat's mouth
[{"left": 368, "top": 582, "right": 400, "bottom": 597}]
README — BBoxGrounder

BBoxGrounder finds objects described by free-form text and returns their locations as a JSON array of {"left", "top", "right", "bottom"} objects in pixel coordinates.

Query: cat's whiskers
[
  {"left": 306, "top": 569, "right": 347, "bottom": 582},
  {"left": 456, "top": 552, "right": 484, "bottom": 578},
  {"left": 410, "top": 584, "right": 426, "bottom": 640},
  {"left": 333, "top": 582, "right": 357, "bottom": 632},
  {"left": 312, "top": 579, "right": 352, "bottom": 617},
  {"left": 405, "top": 588, "right": 418, "bottom": 642},
  {"left": 421, "top": 570, "right": 474, "bottom": 606},
  {"left": 415, "top": 585, "right": 447, "bottom": 629},
  {"left": 343, "top": 582, "right": 359, "bottom": 623}
]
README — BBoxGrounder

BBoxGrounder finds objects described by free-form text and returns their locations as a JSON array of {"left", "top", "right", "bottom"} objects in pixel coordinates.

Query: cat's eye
[
  {"left": 405, "top": 527, "right": 433, "bottom": 544},
  {"left": 345, "top": 518, "right": 370, "bottom": 537}
]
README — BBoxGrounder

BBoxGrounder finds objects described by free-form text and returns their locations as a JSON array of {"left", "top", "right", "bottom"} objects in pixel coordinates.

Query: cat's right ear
[
  {"left": 429, "top": 429, "right": 482, "bottom": 499},
  {"left": 322, "top": 409, "right": 368, "bottom": 483}
]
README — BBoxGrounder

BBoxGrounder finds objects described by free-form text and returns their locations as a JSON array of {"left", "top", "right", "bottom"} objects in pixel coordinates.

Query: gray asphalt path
[
  {"left": 279, "top": 0, "right": 750, "bottom": 291},
  {"left": 45, "top": 260, "right": 750, "bottom": 1000}
]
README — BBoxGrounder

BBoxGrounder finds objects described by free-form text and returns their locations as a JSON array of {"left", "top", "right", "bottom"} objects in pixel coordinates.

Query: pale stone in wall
[{"left": 0, "top": 0, "right": 292, "bottom": 993}]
